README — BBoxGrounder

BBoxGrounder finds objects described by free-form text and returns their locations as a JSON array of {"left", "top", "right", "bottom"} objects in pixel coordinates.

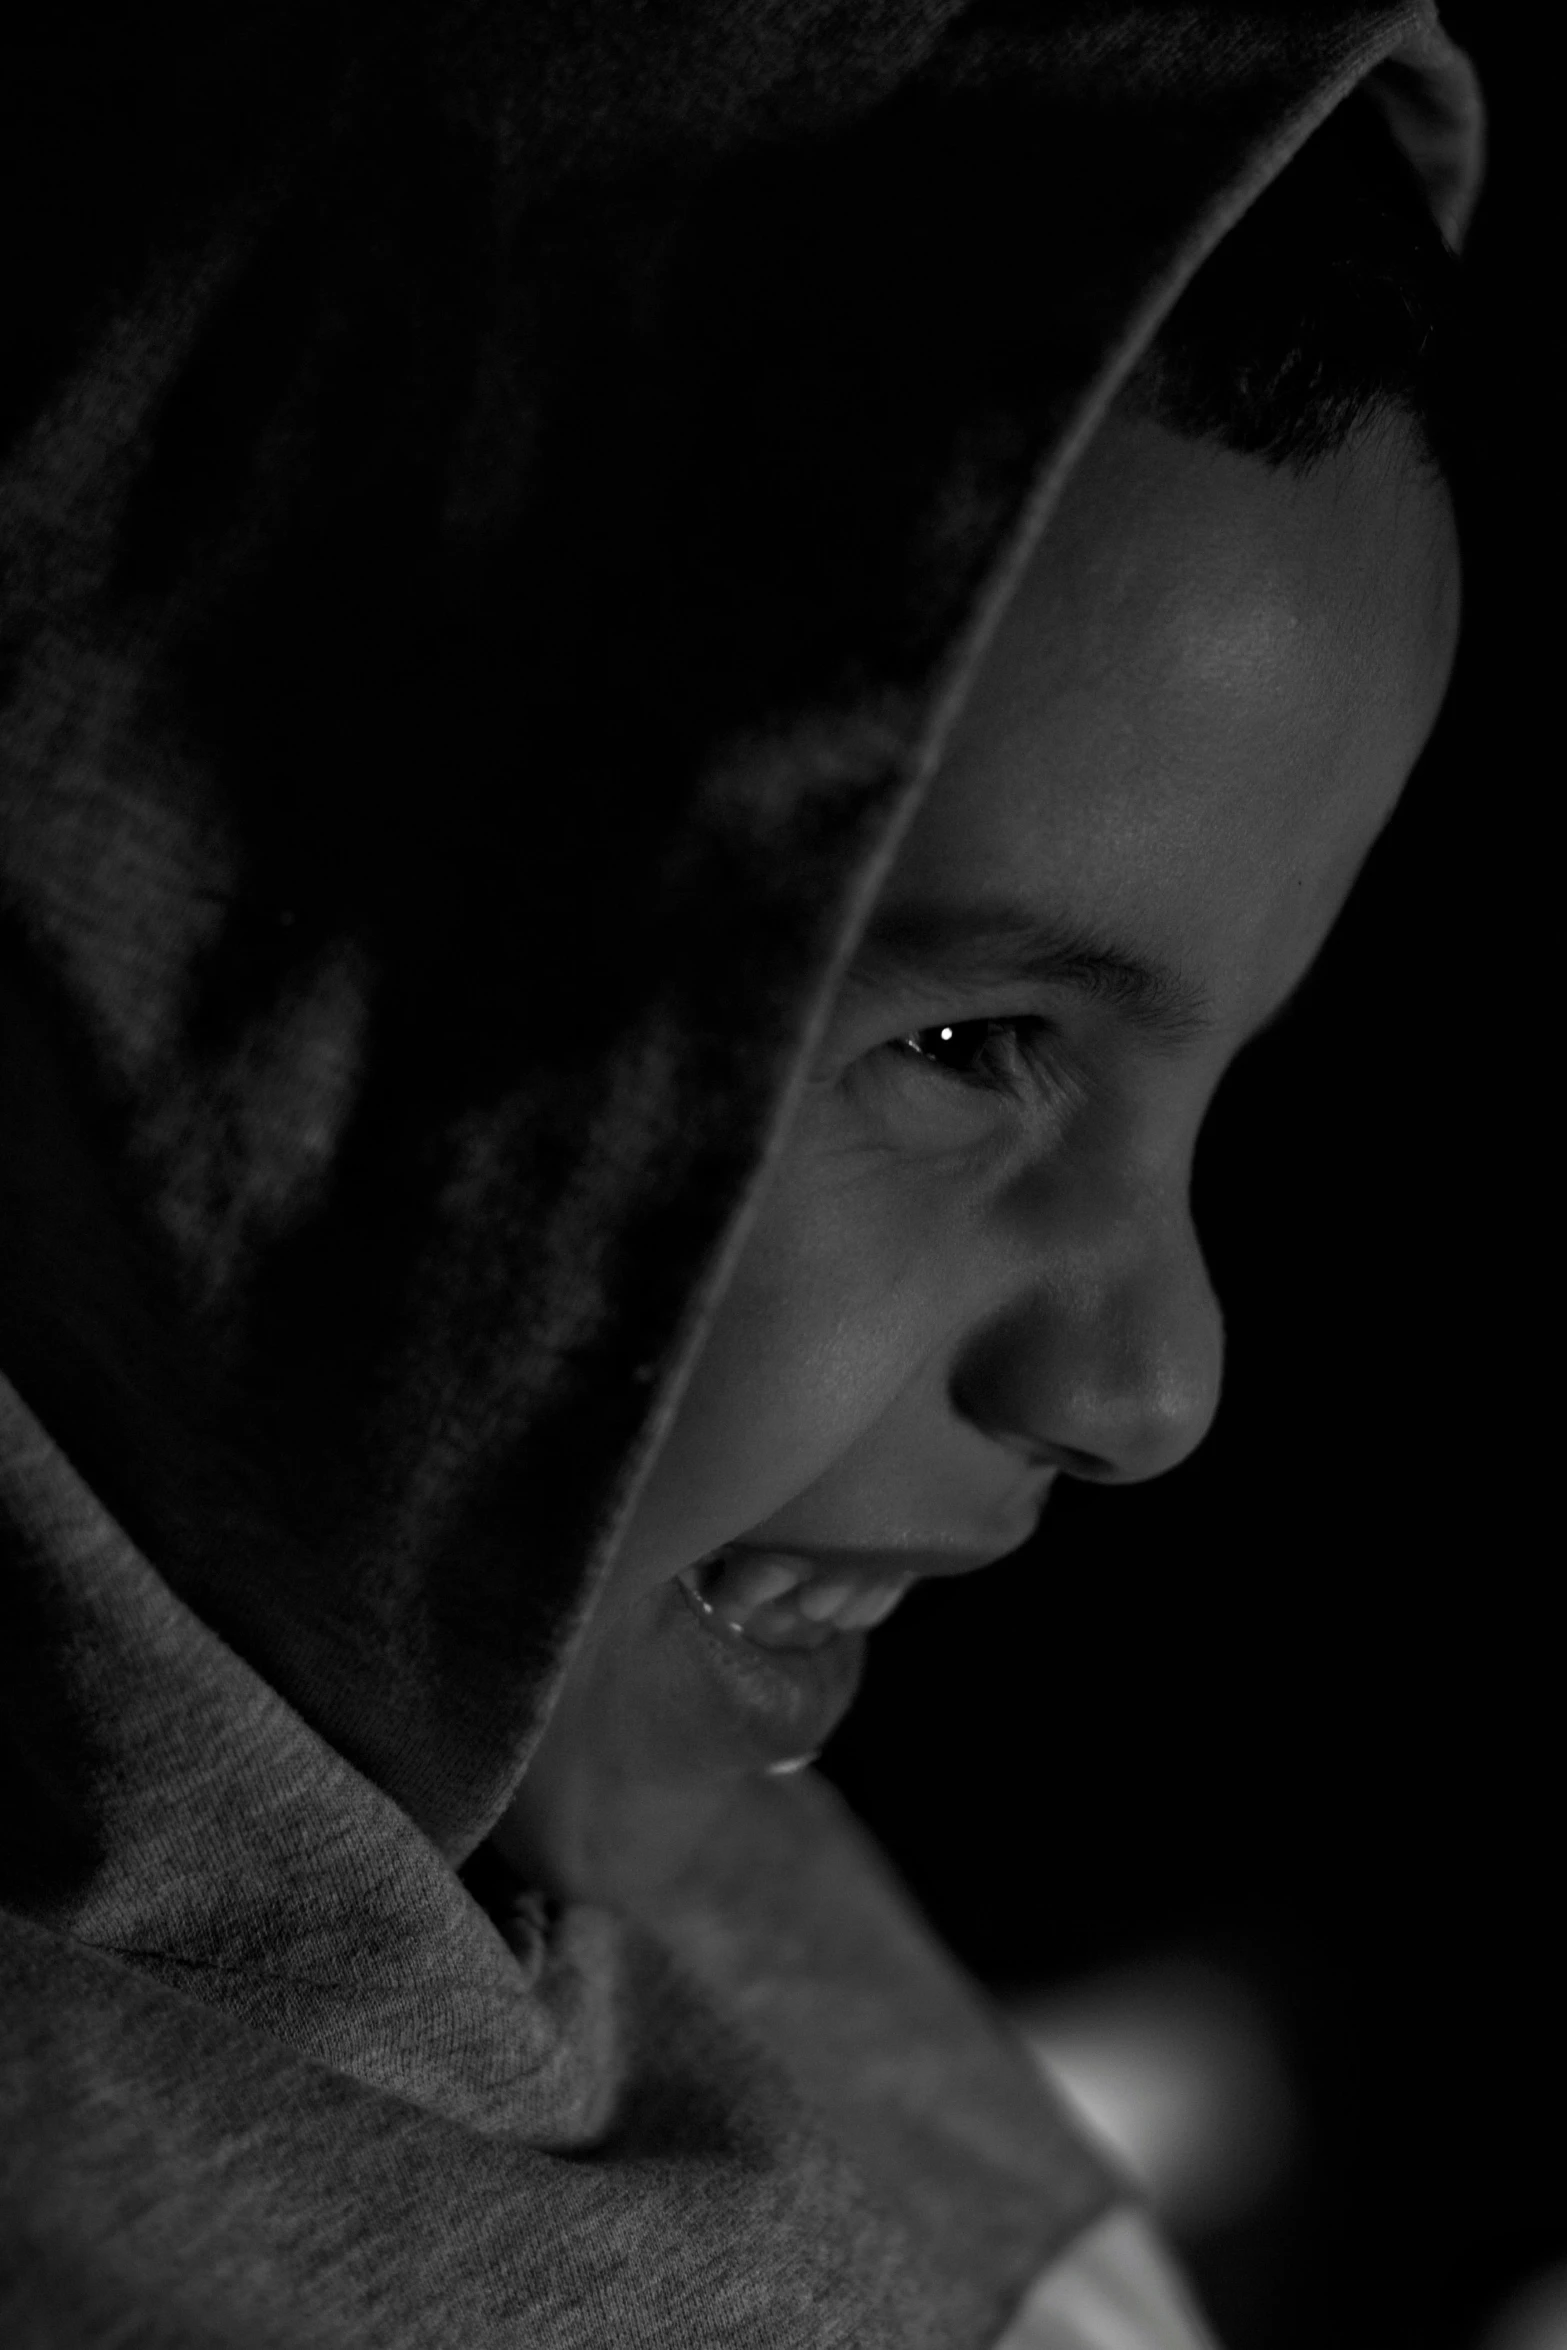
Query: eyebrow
[{"left": 851, "top": 899, "right": 1216, "bottom": 1048}]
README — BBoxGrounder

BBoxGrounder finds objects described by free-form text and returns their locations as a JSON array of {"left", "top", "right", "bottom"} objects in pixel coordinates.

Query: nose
[{"left": 952, "top": 1171, "right": 1224, "bottom": 1486}]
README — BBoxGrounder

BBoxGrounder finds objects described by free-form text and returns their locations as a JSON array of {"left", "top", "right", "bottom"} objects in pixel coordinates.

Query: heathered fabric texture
[
  {"left": 1, "top": 1366, "right": 1112, "bottom": 2345},
  {"left": 0, "top": 5, "right": 1482, "bottom": 2343}
]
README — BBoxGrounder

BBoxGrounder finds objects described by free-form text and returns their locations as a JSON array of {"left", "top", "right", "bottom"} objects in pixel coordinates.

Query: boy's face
[{"left": 503, "top": 407, "right": 1459, "bottom": 1891}]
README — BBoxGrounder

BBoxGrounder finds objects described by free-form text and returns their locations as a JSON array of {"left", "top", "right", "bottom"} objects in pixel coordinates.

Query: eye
[{"left": 892, "top": 1016, "right": 1053, "bottom": 1093}]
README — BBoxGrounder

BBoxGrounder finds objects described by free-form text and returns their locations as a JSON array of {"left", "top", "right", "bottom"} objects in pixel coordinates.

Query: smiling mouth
[
  {"left": 669, "top": 1537, "right": 1023, "bottom": 1771},
  {"left": 677, "top": 1547, "right": 916, "bottom": 1652}
]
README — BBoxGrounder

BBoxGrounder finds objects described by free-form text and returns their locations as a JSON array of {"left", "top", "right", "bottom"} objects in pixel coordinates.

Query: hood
[{"left": 1, "top": 1, "right": 1482, "bottom": 1879}]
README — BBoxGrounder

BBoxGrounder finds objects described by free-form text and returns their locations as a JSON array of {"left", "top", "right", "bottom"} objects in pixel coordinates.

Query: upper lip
[{"left": 722, "top": 1539, "right": 1027, "bottom": 1586}]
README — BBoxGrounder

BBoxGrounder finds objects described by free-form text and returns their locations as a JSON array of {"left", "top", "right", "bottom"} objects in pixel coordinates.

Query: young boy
[
  {"left": 0, "top": 7, "right": 1481, "bottom": 2345},
  {"left": 484, "top": 94, "right": 1464, "bottom": 2344}
]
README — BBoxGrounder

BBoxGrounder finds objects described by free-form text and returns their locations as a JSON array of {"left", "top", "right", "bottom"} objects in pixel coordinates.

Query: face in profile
[{"left": 501, "top": 402, "right": 1460, "bottom": 1896}]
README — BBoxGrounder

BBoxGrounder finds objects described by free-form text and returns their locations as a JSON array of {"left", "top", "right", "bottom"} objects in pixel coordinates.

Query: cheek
[{"left": 617, "top": 1156, "right": 943, "bottom": 1587}]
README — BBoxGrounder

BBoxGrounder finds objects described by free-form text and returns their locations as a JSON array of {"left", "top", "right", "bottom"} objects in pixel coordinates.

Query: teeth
[
  {"left": 797, "top": 1578, "right": 855, "bottom": 1623},
  {"left": 685, "top": 1550, "right": 913, "bottom": 1641},
  {"left": 698, "top": 1551, "right": 807, "bottom": 1628},
  {"left": 837, "top": 1583, "right": 909, "bottom": 1630},
  {"left": 797, "top": 1577, "right": 911, "bottom": 1630}
]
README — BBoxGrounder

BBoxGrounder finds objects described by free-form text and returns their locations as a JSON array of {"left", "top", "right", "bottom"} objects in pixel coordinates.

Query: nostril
[
  {"left": 996, "top": 1428, "right": 1115, "bottom": 1480},
  {"left": 1050, "top": 1444, "right": 1118, "bottom": 1481}
]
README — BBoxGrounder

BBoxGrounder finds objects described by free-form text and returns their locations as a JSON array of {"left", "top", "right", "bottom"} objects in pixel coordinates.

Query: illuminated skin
[{"left": 497, "top": 405, "right": 1460, "bottom": 1902}]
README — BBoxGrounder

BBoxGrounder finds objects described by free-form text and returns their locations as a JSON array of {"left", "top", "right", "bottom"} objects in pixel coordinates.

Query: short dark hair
[{"left": 1125, "top": 90, "right": 1463, "bottom": 481}]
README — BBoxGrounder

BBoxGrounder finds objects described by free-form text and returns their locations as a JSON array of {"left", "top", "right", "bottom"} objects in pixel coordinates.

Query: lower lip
[{"left": 673, "top": 1571, "right": 867, "bottom": 1769}]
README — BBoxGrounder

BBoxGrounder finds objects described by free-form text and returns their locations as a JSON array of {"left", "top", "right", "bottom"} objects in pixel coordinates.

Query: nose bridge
[{"left": 958, "top": 1136, "right": 1224, "bottom": 1483}]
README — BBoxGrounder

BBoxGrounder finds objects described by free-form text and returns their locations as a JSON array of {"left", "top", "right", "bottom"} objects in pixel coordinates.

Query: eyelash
[{"left": 890, "top": 1016, "right": 1062, "bottom": 1101}]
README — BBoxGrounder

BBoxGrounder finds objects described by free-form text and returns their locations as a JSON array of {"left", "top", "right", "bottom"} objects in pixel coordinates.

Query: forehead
[{"left": 883, "top": 412, "right": 1458, "bottom": 1033}]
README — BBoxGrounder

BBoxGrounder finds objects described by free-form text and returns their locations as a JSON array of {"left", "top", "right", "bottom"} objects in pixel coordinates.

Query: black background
[{"left": 824, "top": 13, "right": 1557, "bottom": 2346}]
